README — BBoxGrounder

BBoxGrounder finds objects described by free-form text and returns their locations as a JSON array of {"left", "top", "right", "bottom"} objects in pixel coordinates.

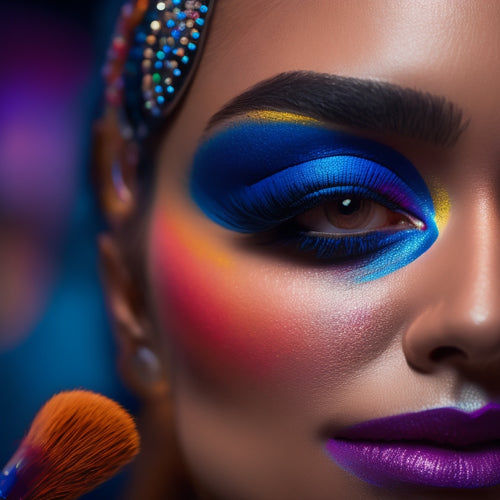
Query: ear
[
  {"left": 92, "top": 108, "right": 139, "bottom": 226},
  {"left": 99, "top": 235, "right": 195, "bottom": 498},
  {"left": 99, "top": 233, "right": 169, "bottom": 401},
  {"left": 93, "top": 108, "right": 169, "bottom": 399}
]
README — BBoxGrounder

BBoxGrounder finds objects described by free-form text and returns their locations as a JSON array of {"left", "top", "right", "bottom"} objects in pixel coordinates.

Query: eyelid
[{"left": 194, "top": 155, "right": 429, "bottom": 233}]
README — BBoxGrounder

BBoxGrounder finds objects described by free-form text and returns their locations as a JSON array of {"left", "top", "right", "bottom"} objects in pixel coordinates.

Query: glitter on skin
[{"left": 246, "top": 110, "right": 321, "bottom": 126}]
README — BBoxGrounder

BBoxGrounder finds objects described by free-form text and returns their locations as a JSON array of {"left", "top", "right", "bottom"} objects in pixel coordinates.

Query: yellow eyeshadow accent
[
  {"left": 431, "top": 184, "right": 451, "bottom": 231},
  {"left": 245, "top": 110, "right": 320, "bottom": 126}
]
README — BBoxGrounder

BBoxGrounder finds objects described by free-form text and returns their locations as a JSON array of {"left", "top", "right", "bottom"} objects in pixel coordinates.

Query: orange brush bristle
[{"left": 3, "top": 390, "right": 140, "bottom": 500}]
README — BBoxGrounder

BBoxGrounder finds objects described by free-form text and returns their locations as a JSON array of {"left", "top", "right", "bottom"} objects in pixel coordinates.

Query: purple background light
[{"left": 0, "top": 2, "right": 136, "bottom": 498}]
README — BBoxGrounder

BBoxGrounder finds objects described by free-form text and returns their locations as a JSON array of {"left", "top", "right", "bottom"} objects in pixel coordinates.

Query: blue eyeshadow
[{"left": 189, "top": 118, "right": 438, "bottom": 281}]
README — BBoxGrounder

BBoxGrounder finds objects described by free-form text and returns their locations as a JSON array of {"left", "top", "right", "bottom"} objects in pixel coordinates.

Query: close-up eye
[
  {"left": 190, "top": 118, "right": 439, "bottom": 274},
  {"left": 296, "top": 196, "right": 423, "bottom": 235},
  {"left": 273, "top": 190, "right": 431, "bottom": 266}
]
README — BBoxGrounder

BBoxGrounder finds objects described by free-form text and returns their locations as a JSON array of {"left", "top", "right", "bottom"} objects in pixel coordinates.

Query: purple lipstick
[{"left": 326, "top": 403, "right": 500, "bottom": 489}]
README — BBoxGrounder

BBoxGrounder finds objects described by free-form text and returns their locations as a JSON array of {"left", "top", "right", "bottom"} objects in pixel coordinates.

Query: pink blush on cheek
[
  {"left": 148, "top": 211, "right": 310, "bottom": 380},
  {"left": 148, "top": 210, "right": 398, "bottom": 389}
]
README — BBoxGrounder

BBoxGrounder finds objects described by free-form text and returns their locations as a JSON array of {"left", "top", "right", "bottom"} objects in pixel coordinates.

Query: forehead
[
  {"left": 153, "top": 0, "right": 500, "bottom": 187},
  {"left": 193, "top": 0, "right": 500, "bottom": 121}
]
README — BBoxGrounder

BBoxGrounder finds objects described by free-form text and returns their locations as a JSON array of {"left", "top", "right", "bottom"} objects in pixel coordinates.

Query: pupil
[{"left": 338, "top": 198, "right": 361, "bottom": 215}]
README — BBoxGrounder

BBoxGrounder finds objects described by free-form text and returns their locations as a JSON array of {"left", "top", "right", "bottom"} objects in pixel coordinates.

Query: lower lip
[{"left": 326, "top": 439, "right": 500, "bottom": 489}]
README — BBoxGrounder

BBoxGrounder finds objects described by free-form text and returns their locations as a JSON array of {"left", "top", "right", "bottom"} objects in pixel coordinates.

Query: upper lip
[{"left": 333, "top": 402, "right": 500, "bottom": 448}]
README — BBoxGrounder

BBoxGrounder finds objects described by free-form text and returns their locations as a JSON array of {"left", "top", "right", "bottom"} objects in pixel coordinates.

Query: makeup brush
[{"left": 0, "top": 390, "right": 140, "bottom": 500}]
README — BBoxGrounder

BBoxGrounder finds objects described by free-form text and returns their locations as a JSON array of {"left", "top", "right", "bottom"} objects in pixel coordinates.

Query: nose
[{"left": 403, "top": 194, "right": 500, "bottom": 374}]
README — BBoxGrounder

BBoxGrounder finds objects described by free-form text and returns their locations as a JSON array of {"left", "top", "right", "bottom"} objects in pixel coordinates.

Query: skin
[{"left": 100, "top": 1, "right": 500, "bottom": 499}]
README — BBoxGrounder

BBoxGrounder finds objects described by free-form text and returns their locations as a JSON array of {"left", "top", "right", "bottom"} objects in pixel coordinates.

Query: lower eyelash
[
  {"left": 295, "top": 229, "right": 412, "bottom": 260},
  {"left": 266, "top": 226, "right": 413, "bottom": 261},
  {"left": 256, "top": 223, "right": 435, "bottom": 282}
]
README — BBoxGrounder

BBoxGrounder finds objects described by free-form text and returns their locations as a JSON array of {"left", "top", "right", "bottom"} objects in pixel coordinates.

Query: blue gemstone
[
  {"left": 156, "top": 51, "right": 165, "bottom": 60},
  {"left": 155, "top": 61, "right": 163, "bottom": 69},
  {"left": 173, "top": 68, "right": 181, "bottom": 76},
  {"left": 181, "top": 55, "right": 189, "bottom": 64},
  {"left": 167, "top": 85, "right": 175, "bottom": 93},
  {"left": 166, "top": 19, "right": 176, "bottom": 28},
  {"left": 196, "top": 18, "right": 205, "bottom": 26},
  {"left": 188, "top": 43, "right": 196, "bottom": 51},
  {"left": 162, "top": 45, "right": 171, "bottom": 53},
  {"left": 191, "top": 31, "right": 200, "bottom": 40},
  {"left": 200, "top": 5, "right": 208, "bottom": 13},
  {"left": 171, "top": 29, "right": 180, "bottom": 39},
  {"left": 157, "top": 95, "right": 165, "bottom": 104},
  {"left": 155, "top": 85, "right": 163, "bottom": 93},
  {"left": 177, "top": 12, "right": 186, "bottom": 20},
  {"left": 173, "top": 0, "right": 181, "bottom": 4}
]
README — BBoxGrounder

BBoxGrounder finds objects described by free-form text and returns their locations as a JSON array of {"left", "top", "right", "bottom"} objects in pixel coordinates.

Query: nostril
[{"left": 430, "top": 346, "right": 467, "bottom": 363}]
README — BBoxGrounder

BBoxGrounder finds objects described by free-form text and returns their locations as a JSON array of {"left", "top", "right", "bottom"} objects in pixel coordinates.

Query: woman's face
[{"left": 145, "top": 1, "right": 500, "bottom": 498}]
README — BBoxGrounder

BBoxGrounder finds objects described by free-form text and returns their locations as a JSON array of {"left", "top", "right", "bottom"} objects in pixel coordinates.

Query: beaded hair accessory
[{"left": 104, "top": 0, "right": 214, "bottom": 141}]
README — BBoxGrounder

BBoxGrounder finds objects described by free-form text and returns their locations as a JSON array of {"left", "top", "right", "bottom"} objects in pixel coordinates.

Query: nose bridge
[
  {"left": 451, "top": 191, "right": 500, "bottom": 325},
  {"left": 403, "top": 187, "right": 500, "bottom": 372}
]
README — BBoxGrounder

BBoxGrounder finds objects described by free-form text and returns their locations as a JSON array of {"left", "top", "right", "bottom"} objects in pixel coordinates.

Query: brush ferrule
[
  {"left": 0, "top": 464, "right": 18, "bottom": 499},
  {"left": 0, "top": 446, "right": 45, "bottom": 500}
]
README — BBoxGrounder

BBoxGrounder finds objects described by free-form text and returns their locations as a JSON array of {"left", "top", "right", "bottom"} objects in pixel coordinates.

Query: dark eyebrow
[{"left": 207, "top": 71, "right": 468, "bottom": 147}]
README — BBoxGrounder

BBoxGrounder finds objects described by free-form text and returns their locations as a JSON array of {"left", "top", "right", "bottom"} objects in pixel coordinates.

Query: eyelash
[
  {"left": 263, "top": 198, "right": 417, "bottom": 262},
  {"left": 207, "top": 158, "right": 423, "bottom": 229},
  {"left": 232, "top": 158, "right": 433, "bottom": 263}
]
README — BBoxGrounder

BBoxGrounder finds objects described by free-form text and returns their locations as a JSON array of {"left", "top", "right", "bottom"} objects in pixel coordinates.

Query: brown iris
[{"left": 297, "top": 197, "right": 414, "bottom": 234}]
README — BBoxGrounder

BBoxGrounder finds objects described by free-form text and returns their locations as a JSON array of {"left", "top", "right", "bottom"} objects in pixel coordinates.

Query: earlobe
[
  {"left": 98, "top": 234, "right": 169, "bottom": 401},
  {"left": 131, "top": 346, "right": 169, "bottom": 398}
]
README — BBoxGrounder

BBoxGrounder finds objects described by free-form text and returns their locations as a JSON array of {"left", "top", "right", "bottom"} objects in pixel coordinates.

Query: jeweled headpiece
[{"left": 104, "top": 0, "right": 214, "bottom": 141}]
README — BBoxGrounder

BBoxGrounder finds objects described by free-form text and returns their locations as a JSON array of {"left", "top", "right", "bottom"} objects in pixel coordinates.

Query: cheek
[
  {"left": 149, "top": 210, "right": 286, "bottom": 378},
  {"left": 148, "top": 209, "right": 405, "bottom": 391}
]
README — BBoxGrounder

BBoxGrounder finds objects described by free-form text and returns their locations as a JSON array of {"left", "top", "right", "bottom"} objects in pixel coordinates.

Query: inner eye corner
[{"left": 404, "top": 212, "right": 426, "bottom": 230}]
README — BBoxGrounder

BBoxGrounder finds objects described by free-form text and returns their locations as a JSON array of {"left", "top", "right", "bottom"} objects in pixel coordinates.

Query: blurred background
[{"left": 0, "top": 1, "right": 137, "bottom": 497}]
